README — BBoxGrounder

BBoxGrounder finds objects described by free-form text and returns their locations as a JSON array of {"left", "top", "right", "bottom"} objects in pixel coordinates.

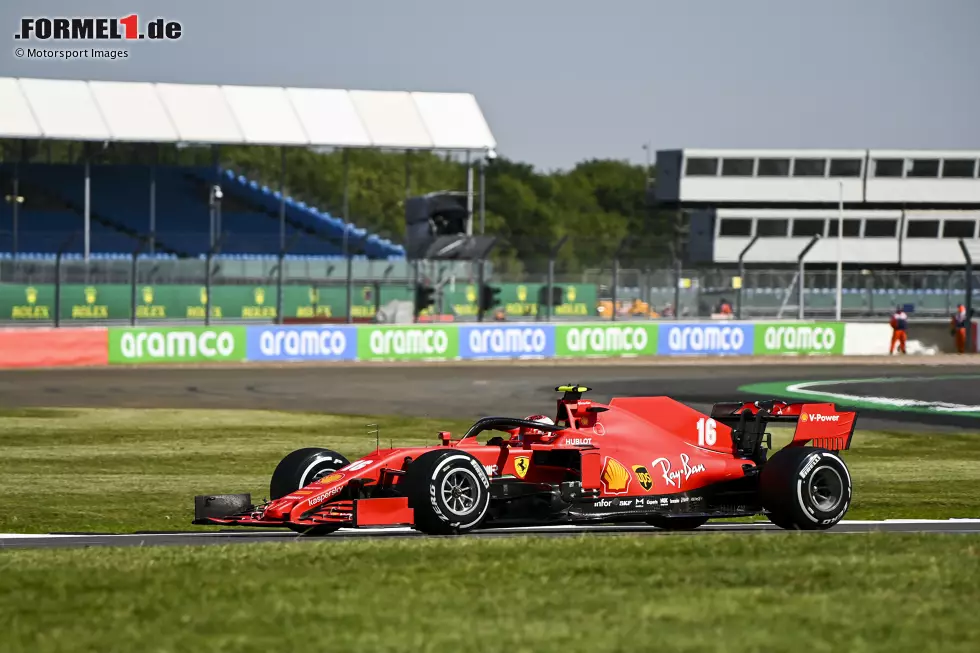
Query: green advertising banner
[
  {"left": 108, "top": 326, "right": 247, "bottom": 364},
  {"left": 556, "top": 323, "right": 658, "bottom": 357},
  {"left": 357, "top": 325, "right": 459, "bottom": 361},
  {"left": 0, "top": 283, "right": 413, "bottom": 322},
  {"left": 754, "top": 322, "right": 845, "bottom": 355}
]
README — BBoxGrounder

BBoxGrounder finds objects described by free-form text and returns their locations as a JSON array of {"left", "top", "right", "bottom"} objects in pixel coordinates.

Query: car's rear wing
[{"left": 710, "top": 400, "right": 857, "bottom": 458}]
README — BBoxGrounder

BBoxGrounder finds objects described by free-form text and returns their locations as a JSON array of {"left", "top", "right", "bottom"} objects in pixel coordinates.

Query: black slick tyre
[
  {"left": 403, "top": 450, "right": 491, "bottom": 535},
  {"left": 269, "top": 447, "right": 349, "bottom": 500},
  {"left": 646, "top": 516, "right": 709, "bottom": 530},
  {"left": 759, "top": 447, "right": 852, "bottom": 530}
]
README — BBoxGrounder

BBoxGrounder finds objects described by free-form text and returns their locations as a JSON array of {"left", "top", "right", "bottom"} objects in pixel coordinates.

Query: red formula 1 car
[{"left": 194, "top": 385, "right": 857, "bottom": 535}]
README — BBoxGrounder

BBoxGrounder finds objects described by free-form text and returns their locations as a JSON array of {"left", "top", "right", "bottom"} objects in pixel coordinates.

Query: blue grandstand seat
[{"left": 0, "top": 163, "right": 405, "bottom": 259}]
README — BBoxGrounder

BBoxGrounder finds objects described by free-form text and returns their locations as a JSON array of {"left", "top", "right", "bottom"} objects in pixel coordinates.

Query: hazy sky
[{"left": 2, "top": 0, "right": 978, "bottom": 171}]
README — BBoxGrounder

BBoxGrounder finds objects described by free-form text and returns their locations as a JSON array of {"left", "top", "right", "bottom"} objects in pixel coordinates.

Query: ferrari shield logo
[
  {"left": 25, "top": 286, "right": 37, "bottom": 304},
  {"left": 254, "top": 287, "right": 265, "bottom": 305},
  {"left": 84, "top": 286, "right": 97, "bottom": 305},
  {"left": 513, "top": 455, "right": 530, "bottom": 479},
  {"left": 633, "top": 465, "right": 653, "bottom": 491},
  {"left": 142, "top": 286, "right": 154, "bottom": 304},
  {"left": 319, "top": 473, "right": 343, "bottom": 484}
]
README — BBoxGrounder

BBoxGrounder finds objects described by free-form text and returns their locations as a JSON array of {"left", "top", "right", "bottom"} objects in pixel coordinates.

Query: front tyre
[
  {"left": 404, "top": 450, "right": 491, "bottom": 535},
  {"left": 759, "top": 447, "right": 852, "bottom": 530},
  {"left": 269, "top": 447, "right": 350, "bottom": 500}
]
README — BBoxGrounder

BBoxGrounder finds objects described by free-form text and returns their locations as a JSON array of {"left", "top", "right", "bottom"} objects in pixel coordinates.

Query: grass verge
[
  {"left": 0, "top": 409, "right": 978, "bottom": 533},
  {"left": 2, "top": 534, "right": 980, "bottom": 653}
]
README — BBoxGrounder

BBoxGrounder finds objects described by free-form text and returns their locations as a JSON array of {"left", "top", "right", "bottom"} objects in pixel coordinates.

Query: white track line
[{"left": 2, "top": 518, "right": 979, "bottom": 541}]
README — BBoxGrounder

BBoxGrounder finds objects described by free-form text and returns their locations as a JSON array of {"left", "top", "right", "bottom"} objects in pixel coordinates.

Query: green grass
[
  {"left": 0, "top": 409, "right": 978, "bottom": 533},
  {"left": 1, "top": 534, "right": 979, "bottom": 653},
  {"left": 0, "top": 408, "right": 470, "bottom": 533}
]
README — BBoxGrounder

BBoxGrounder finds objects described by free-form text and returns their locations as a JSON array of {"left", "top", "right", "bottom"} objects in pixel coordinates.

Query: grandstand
[{"left": 0, "top": 77, "right": 496, "bottom": 266}]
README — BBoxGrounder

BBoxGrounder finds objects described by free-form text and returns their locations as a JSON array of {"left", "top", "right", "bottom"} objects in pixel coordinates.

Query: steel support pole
[
  {"left": 736, "top": 235, "right": 760, "bottom": 320},
  {"left": 465, "top": 152, "right": 474, "bottom": 236},
  {"left": 83, "top": 159, "right": 91, "bottom": 261},
  {"left": 279, "top": 147, "right": 287, "bottom": 252},
  {"left": 959, "top": 239, "right": 975, "bottom": 353}
]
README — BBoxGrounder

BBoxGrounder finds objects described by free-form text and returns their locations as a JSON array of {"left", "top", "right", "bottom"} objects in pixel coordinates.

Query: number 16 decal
[{"left": 696, "top": 417, "right": 717, "bottom": 446}]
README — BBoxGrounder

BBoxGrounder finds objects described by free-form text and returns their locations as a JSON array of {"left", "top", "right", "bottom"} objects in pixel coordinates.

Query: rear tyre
[
  {"left": 759, "top": 447, "right": 851, "bottom": 530},
  {"left": 646, "top": 516, "right": 709, "bottom": 530},
  {"left": 403, "top": 450, "right": 491, "bottom": 535},
  {"left": 269, "top": 447, "right": 350, "bottom": 500}
]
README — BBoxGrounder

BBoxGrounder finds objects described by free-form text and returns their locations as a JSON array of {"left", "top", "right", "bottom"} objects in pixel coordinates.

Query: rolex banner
[
  {"left": 0, "top": 283, "right": 410, "bottom": 321},
  {"left": 0, "top": 282, "right": 598, "bottom": 322}
]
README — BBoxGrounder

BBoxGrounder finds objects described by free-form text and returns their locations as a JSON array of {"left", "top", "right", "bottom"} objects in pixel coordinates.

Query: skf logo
[
  {"left": 632, "top": 465, "right": 653, "bottom": 492},
  {"left": 318, "top": 473, "right": 343, "bottom": 485},
  {"left": 600, "top": 457, "right": 631, "bottom": 495},
  {"left": 513, "top": 456, "right": 530, "bottom": 479},
  {"left": 803, "top": 413, "right": 839, "bottom": 423},
  {"left": 14, "top": 16, "right": 183, "bottom": 41}
]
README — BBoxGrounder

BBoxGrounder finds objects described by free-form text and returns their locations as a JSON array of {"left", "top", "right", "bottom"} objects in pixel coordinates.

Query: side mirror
[{"left": 439, "top": 431, "right": 452, "bottom": 446}]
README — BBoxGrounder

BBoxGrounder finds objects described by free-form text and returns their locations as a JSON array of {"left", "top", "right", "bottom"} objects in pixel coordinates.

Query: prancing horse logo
[{"left": 513, "top": 456, "right": 530, "bottom": 479}]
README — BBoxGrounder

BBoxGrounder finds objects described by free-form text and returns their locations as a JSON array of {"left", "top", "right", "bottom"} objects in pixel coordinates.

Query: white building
[{"left": 654, "top": 148, "right": 980, "bottom": 266}]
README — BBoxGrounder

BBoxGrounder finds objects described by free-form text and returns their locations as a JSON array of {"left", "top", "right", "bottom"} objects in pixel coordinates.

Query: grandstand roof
[{"left": 0, "top": 77, "right": 497, "bottom": 150}]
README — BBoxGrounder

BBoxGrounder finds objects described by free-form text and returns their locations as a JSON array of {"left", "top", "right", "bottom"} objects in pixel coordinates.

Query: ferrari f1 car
[{"left": 194, "top": 385, "right": 857, "bottom": 535}]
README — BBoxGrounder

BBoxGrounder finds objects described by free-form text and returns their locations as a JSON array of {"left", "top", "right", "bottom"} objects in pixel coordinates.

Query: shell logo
[
  {"left": 600, "top": 456, "right": 631, "bottom": 495},
  {"left": 800, "top": 413, "right": 808, "bottom": 422}
]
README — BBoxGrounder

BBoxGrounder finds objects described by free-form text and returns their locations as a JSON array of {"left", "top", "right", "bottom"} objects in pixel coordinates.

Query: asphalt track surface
[
  {"left": 2, "top": 357, "right": 978, "bottom": 548},
  {"left": 2, "top": 357, "right": 979, "bottom": 431}
]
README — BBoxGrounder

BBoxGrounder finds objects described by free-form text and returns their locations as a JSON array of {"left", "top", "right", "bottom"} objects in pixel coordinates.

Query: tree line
[{"left": 3, "top": 140, "right": 678, "bottom": 273}]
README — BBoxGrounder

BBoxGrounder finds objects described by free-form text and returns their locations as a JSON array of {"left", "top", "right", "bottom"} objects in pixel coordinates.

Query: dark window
[
  {"left": 864, "top": 219, "right": 897, "bottom": 237},
  {"left": 908, "top": 159, "right": 940, "bottom": 178},
  {"left": 829, "top": 158, "right": 862, "bottom": 177},
  {"left": 793, "top": 158, "right": 826, "bottom": 177},
  {"left": 718, "top": 218, "right": 753, "bottom": 236},
  {"left": 906, "top": 221, "right": 939, "bottom": 238},
  {"left": 792, "top": 219, "right": 825, "bottom": 237},
  {"left": 827, "top": 219, "right": 862, "bottom": 237},
  {"left": 942, "top": 159, "right": 977, "bottom": 178},
  {"left": 757, "top": 158, "right": 790, "bottom": 176},
  {"left": 721, "top": 158, "right": 754, "bottom": 176},
  {"left": 942, "top": 220, "right": 977, "bottom": 239},
  {"left": 685, "top": 158, "right": 718, "bottom": 176},
  {"left": 874, "top": 159, "right": 904, "bottom": 177},
  {"left": 756, "top": 219, "right": 788, "bottom": 237}
]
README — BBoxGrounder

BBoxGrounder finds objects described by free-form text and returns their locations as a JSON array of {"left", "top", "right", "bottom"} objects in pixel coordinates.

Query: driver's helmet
[{"left": 517, "top": 414, "right": 554, "bottom": 441}]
